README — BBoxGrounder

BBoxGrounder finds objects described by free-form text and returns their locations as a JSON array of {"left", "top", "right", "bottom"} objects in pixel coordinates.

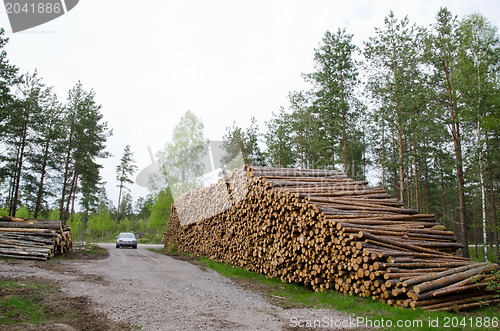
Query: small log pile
[
  {"left": 0, "top": 216, "right": 72, "bottom": 261},
  {"left": 164, "top": 166, "right": 500, "bottom": 311}
]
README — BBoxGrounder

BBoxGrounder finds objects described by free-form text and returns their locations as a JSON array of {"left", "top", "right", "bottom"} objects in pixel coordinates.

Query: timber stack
[
  {"left": 0, "top": 216, "right": 72, "bottom": 261},
  {"left": 164, "top": 165, "right": 500, "bottom": 311}
]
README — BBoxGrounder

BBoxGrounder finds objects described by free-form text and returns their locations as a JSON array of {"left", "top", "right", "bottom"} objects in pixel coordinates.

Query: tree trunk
[
  {"left": 424, "top": 152, "right": 430, "bottom": 214},
  {"left": 362, "top": 131, "right": 366, "bottom": 181},
  {"left": 397, "top": 120, "right": 404, "bottom": 203},
  {"left": 453, "top": 124, "right": 469, "bottom": 258},
  {"left": 331, "top": 132, "right": 335, "bottom": 170},
  {"left": 59, "top": 114, "right": 76, "bottom": 222},
  {"left": 443, "top": 53, "right": 469, "bottom": 258},
  {"left": 8, "top": 149, "right": 20, "bottom": 217},
  {"left": 381, "top": 124, "right": 386, "bottom": 190},
  {"left": 299, "top": 132, "right": 304, "bottom": 169},
  {"left": 412, "top": 136, "right": 420, "bottom": 211},
  {"left": 341, "top": 74, "right": 348, "bottom": 174},
  {"left": 64, "top": 170, "right": 78, "bottom": 223},
  {"left": 473, "top": 206, "right": 478, "bottom": 257},
  {"left": 479, "top": 140, "right": 488, "bottom": 261},
  {"left": 278, "top": 139, "right": 282, "bottom": 168},
  {"left": 11, "top": 119, "right": 29, "bottom": 217},
  {"left": 6, "top": 174, "right": 14, "bottom": 217},
  {"left": 440, "top": 167, "right": 446, "bottom": 226},
  {"left": 117, "top": 184, "right": 123, "bottom": 221},
  {"left": 70, "top": 176, "right": 78, "bottom": 220},
  {"left": 59, "top": 149, "right": 71, "bottom": 221},
  {"left": 392, "top": 136, "right": 398, "bottom": 200},
  {"left": 407, "top": 155, "right": 412, "bottom": 207},
  {"left": 34, "top": 140, "right": 50, "bottom": 218},
  {"left": 485, "top": 134, "right": 499, "bottom": 263}
]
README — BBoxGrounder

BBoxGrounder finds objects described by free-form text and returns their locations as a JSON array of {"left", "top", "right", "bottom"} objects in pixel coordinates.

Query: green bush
[
  {"left": 88, "top": 209, "right": 114, "bottom": 239},
  {"left": 48, "top": 209, "right": 60, "bottom": 220},
  {"left": 15, "top": 206, "right": 30, "bottom": 218},
  {"left": 67, "top": 214, "right": 84, "bottom": 241},
  {"left": 147, "top": 188, "right": 173, "bottom": 239}
]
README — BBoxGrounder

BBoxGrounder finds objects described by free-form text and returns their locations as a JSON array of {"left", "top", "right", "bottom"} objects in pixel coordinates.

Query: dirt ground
[
  {"left": 0, "top": 244, "right": 355, "bottom": 330},
  {"left": 0, "top": 248, "right": 133, "bottom": 331}
]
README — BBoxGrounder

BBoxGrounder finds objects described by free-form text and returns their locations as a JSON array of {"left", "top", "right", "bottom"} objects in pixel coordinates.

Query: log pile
[
  {"left": 0, "top": 216, "right": 72, "bottom": 261},
  {"left": 164, "top": 165, "right": 500, "bottom": 311}
]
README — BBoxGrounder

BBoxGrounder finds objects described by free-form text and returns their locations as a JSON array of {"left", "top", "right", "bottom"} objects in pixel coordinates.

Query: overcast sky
[{"left": 1, "top": 0, "right": 499, "bottom": 206}]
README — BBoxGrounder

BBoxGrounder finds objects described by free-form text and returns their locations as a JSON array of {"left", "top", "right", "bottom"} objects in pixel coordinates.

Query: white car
[{"left": 116, "top": 232, "right": 137, "bottom": 249}]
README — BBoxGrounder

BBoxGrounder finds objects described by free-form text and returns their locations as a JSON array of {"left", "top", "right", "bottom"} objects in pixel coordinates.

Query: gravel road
[{"left": 0, "top": 243, "right": 355, "bottom": 330}]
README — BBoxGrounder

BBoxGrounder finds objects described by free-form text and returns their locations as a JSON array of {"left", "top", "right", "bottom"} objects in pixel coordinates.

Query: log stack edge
[
  {"left": 0, "top": 216, "right": 72, "bottom": 261},
  {"left": 164, "top": 165, "right": 500, "bottom": 311}
]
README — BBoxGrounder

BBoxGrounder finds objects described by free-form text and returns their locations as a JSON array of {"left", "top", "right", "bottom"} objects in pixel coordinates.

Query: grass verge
[
  {"left": 468, "top": 246, "right": 499, "bottom": 263},
  {"left": 0, "top": 244, "right": 134, "bottom": 330},
  {"left": 52, "top": 243, "right": 109, "bottom": 261},
  {"left": 0, "top": 278, "right": 134, "bottom": 330},
  {"left": 203, "top": 258, "right": 500, "bottom": 330},
  {"left": 0, "top": 279, "right": 63, "bottom": 326}
]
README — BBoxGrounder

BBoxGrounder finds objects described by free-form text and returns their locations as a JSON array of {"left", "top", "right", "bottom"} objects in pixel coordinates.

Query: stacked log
[
  {"left": 0, "top": 216, "right": 72, "bottom": 261},
  {"left": 164, "top": 166, "right": 500, "bottom": 311}
]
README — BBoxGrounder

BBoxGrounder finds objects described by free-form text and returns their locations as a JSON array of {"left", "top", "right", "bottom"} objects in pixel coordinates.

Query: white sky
[{"left": 1, "top": 0, "right": 499, "bottom": 206}]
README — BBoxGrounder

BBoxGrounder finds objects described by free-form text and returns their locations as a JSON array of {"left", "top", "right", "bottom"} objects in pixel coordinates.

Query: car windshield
[{"left": 119, "top": 233, "right": 135, "bottom": 239}]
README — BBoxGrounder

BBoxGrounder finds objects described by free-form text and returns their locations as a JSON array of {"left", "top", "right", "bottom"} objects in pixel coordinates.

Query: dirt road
[{"left": 0, "top": 243, "right": 354, "bottom": 330}]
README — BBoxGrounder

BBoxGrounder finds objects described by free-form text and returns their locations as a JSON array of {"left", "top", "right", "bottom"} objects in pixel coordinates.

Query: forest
[
  {"left": 0, "top": 8, "right": 499, "bottom": 255},
  {"left": 0, "top": 27, "right": 170, "bottom": 242},
  {"left": 222, "top": 8, "right": 500, "bottom": 261}
]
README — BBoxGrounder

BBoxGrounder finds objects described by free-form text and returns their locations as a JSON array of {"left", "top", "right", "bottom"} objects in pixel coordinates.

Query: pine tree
[
  {"left": 0, "top": 28, "right": 19, "bottom": 147},
  {"left": 305, "top": 29, "right": 362, "bottom": 171},
  {"left": 116, "top": 145, "right": 137, "bottom": 220},
  {"left": 424, "top": 8, "right": 472, "bottom": 257},
  {"left": 364, "top": 11, "right": 425, "bottom": 203},
  {"left": 59, "top": 82, "right": 112, "bottom": 222},
  {"left": 458, "top": 13, "right": 500, "bottom": 261},
  {"left": 26, "top": 88, "right": 64, "bottom": 218},
  {"left": 222, "top": 117, "right": 265, "bottom": 167},
  {"left": 6, "top": 71, "right": 51, "bottom": 216},
  {"left": 264, "top": 107, "right": 294, "bottom": 168},
  {"left": 287, "top": 91, "right": 315, "bottom": 168}
]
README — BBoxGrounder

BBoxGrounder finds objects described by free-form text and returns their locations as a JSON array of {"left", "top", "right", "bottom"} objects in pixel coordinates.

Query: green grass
[
  {"left": 469, "top": 246, "right": 499, "bottom": 263},
  {"left": 196, "top": 257, "right": 500, "bottom": 330},
  {"left": 0, "top": 280, "right": 54, "bottom": 325},
  {"left": 0, "top": 280, "right": 57, "bottom": 292},
  {"left": 0, "top": 295, "right": 45, "bottom": 324},
  {"left": 50, "top": 243, "right": 108, "bottom": 261},
  {"left": 0, "top": 296, "right": 45, "bottom": 324},
  {"left": 137, "top": 237, "right": 162, "bottom": 244},
  {"left": 84, "top": 243, "right": 109, "bottom": 255}
]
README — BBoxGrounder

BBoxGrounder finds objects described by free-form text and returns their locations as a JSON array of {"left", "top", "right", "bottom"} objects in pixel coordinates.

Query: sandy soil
[{"left": 0, "top": 243, "right": 355, "bottom": 330}]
